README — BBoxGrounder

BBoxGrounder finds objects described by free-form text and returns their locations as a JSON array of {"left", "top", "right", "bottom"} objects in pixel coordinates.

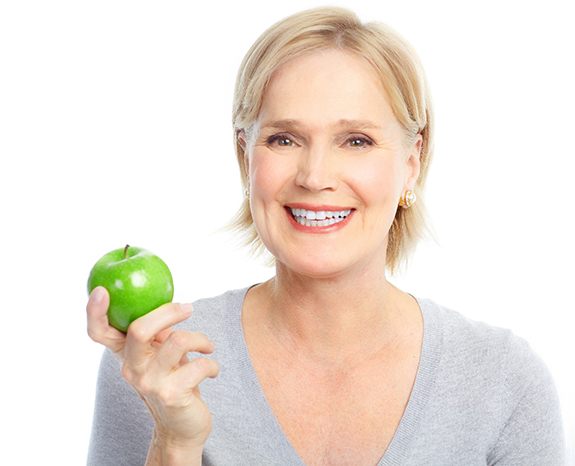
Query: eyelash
[{"left": 265, "top": 133, "right": 374, "bottom": 149}]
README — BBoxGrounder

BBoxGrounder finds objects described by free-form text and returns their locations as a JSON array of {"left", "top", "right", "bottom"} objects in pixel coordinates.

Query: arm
[
  {"left": 87, "top": 348, "right": 154, "bottom": 465},
  {"left": 145, "top": 432, "right": 203, "bottom": 466},
  {"left": 87, "top": 349, "right": 205, "bottom": 466}
]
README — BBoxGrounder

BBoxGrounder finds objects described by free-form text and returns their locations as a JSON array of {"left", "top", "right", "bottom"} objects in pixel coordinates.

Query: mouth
[{"left": 284, "top": 205, "right": 355, "bottom": 229}]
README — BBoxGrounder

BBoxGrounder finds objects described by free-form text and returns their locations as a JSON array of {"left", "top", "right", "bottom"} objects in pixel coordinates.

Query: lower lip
[{"left": 285, "top": 208, "right": 355, "bottom": 234}]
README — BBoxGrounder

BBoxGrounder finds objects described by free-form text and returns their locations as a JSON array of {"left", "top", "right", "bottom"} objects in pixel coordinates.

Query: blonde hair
[{"left": 229, "top": 6, "right": 435, "bottom": 275}]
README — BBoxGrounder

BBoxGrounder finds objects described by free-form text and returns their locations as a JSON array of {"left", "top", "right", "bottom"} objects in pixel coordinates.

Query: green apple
[{"left": 87, "top": 245, "right": 174, "bottom": 332}]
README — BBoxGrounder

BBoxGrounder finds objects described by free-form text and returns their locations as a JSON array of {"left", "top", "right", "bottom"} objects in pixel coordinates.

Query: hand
[{"left": 86, "top": 286, "right": 220, "bottom": 449}]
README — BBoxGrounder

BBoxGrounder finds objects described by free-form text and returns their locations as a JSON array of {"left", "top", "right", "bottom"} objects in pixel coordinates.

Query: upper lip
[{"left": 285, "top": 203, "right": 355, "bottom": 212}]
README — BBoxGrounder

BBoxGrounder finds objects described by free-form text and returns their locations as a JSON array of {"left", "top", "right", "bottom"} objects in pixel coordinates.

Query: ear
[
  {"left": 405, "top": 133, "right": 423, "bottom": 189},
  {"left": 237, "top": 130, "right": 250, "bottom": 176}
]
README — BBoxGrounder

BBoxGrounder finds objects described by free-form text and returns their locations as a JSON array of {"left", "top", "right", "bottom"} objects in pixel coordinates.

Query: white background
[{"left": 1, "top": 0, "right": 573, "bottom": 464}]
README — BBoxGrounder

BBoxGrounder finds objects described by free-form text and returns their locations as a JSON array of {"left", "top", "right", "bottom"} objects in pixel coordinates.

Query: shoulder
[
  {"left": 417, "top": 298, "right": 565, "bottom": 462},
  {"left": 420, "top": 297, "right": 559, "bottom": 413},
  {"left": 426, "top": 298, "right": 547, "bottom": 375}
]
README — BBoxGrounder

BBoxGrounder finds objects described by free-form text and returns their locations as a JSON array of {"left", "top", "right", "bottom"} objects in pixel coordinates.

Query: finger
[
  {"left": 151, "top": 327, "right": 174, "bottom": 350},
  {"left": 124, "top": 302, "right": 193, "bottom": 367},
  {"left": 169, "top": 357, "right": 220, "bottom": 391},
  {"left": 152, "top": 331, "right": 214, "bottom": 374},
  {"left": 86, "top": 286, "right": 125, "bottom": 352},
  {"left": 155, "top": 327, "right": 173, "bottom": 344},
  {"left": 179, "top": 353, "right": 190, "bottom": 366}
]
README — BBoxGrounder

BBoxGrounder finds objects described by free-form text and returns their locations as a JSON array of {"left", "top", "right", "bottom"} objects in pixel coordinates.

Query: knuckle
[
  {"left": 169, "top": 330, "right": 188, "bottom": 350},
  {"left": 121, "top": 363, "right": 157, "bottom": 396},
  {"left": 175, "top": 302, "right": 186, "bottom": 313},
  {"left": 190, "top": 331, "right": 212, "bottom": 350},
  {"left": 86, "top": 326, "right": 101, "bottom": 342},
  {"left": 194, "top": 357, "right": 219, "bottom": 375},
  {"left": 176, "top": 302, "right": 193, "bottom": 314},
  {"left": 136, "top": 376, "right": 154, "bottom": 396},
  {"left": 127, "top": 322, "right": 148, "bottom": 343},
  {"left": 157, "top": 386, "right": 176, "bottom": 405}
]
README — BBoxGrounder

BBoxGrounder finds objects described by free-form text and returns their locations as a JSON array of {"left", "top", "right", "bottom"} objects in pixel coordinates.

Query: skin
[{"left": 240, "top": 48, "right": 423, "bottom": 369}]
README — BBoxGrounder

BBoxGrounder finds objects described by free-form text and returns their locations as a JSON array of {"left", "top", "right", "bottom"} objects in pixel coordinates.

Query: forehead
[{"left": 258, "top": 48, "right": 396, "bottom": 129}]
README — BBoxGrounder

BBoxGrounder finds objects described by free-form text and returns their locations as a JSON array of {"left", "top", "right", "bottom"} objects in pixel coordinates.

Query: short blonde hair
[{"left": 230, "top": 6, "right": 434, "bottom": 275}]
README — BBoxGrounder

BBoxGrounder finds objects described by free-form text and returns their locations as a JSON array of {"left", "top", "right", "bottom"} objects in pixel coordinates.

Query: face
[{"left": 241, "top": 48, "right": 422, "bottom": 279}]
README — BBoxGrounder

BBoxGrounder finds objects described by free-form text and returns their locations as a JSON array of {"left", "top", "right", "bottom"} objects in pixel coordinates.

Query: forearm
[{"left": 145, "top": 431, "right": 203, "bottom": 466}]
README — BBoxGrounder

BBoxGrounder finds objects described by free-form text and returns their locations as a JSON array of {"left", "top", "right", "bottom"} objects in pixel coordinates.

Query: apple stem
[{"left": 123, "top": 244, "right": 130, "bottom": 260}]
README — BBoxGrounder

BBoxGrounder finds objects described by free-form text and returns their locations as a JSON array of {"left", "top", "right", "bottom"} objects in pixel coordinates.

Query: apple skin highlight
[{"left": 87, "top": 245, "right": 174, "bottom": 332}]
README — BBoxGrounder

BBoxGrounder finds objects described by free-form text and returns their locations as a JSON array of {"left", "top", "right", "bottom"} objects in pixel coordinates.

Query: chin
[{"left": 277, "top": 251, "right": 353, "bottom": 280}]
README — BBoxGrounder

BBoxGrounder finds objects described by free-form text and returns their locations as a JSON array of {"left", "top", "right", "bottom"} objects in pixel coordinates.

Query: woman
[{"left": 86, "top": 7, "right": 565, "bottom": 465}]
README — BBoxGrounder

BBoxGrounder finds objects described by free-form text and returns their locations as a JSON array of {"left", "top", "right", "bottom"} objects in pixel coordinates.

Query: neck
[{"left": 254, "top": 260, "right": 408, "bottom": 366}]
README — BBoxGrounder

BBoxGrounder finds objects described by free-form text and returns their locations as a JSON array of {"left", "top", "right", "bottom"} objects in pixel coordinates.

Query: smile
[
  {"left": 289, "top": 207, "right": 352, "bottom": 227},
  {"left": 284, "top": 205, "right": 355, "bottom": 233}
]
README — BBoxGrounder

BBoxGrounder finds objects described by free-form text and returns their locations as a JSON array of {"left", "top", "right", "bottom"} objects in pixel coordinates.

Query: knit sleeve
[
  {"left": 487, "top": 337, "right": 566, "bottom": 465},
  {"left": 87, "top": 348, "right": 154, "bottom": 466}
]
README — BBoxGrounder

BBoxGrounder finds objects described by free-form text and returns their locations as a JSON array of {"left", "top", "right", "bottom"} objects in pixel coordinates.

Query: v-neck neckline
[{"left": 230, "top": 284, "right": 444, "bottom": 465}]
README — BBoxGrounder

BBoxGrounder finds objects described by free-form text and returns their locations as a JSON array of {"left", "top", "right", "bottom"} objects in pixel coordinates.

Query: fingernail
[
  {"left": 181, "top": 303, "right": 193, "bottom": 315},
  {"left": 90, "top": 287, "right": 105, "bottom": 303}
]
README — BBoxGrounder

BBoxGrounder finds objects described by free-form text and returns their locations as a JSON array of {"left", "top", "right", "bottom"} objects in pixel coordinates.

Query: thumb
[
  {"left": 87, "top": 286, "right": 125, "bottom": 347},
  {"left": 88, "top": 286, "right": 109, "bottom": 314}
]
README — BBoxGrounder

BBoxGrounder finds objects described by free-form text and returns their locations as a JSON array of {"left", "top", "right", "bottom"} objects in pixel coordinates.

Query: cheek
[
  {"left": 247, "top": 152, "right": 295, "bottom": 256},
  {"left": 249, "top": 152, "right": 292, "bottom": 201},
  {"left": 347, "top": 157, "right": 402, "bottom": 206},
  {"left": 346, "top": 157, "right": 404, "bottom": 241},
  {"left": 248, "top": 152, "right": 297, "bottom": 245}
]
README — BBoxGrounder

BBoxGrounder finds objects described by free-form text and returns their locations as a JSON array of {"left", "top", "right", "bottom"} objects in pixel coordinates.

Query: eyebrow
[{"left": 259, "top": 118, "right": 383, "bottom": 131}]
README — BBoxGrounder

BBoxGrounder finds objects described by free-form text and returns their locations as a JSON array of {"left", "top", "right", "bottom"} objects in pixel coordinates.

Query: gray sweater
[{"left": 88, "top": 286, "right": 566, "bottom": 465}]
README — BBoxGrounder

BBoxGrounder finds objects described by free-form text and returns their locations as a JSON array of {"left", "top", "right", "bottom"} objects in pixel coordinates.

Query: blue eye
[
  {"left": 266, "top": 134, "right": 294, "bottom": 147},
  {"left": 348, "top": 136, "right": 373, "bottom": 148}
]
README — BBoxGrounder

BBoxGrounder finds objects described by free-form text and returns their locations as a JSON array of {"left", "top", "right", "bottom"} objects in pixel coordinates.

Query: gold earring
[
  {"left": 244, "top": 181, "right": 250, "bottom": 199},
  {"left": 399, "top": 190, "right": 416, "bottom": 208}
]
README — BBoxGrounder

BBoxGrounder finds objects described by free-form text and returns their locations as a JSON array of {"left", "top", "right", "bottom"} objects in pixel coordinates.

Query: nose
[{"left": 294, "top": 143, "right": 338, "bottom": 192}]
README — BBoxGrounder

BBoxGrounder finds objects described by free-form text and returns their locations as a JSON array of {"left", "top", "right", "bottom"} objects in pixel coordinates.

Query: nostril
[{"left": 295, "top": 174, "right": 338, "bottom": 192}]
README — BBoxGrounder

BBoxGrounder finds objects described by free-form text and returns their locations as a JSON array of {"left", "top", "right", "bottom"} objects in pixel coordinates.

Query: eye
[
  {"left": 347, "top": 135, "right": 374, "bottom": 148},
  {"left": 266, "top": 133, "right": 296, "bottom": 147}
]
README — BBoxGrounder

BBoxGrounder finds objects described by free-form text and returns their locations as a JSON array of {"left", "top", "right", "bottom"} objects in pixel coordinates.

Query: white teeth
[
  {"left": 296, "top": 217, "right": 344, "bottom": 227},
  {"left": 289, "top": 207, "right": 353, "bottom": 227},
  {"left": 290, "top": 208, "right": 351, "bottom": 218}
]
